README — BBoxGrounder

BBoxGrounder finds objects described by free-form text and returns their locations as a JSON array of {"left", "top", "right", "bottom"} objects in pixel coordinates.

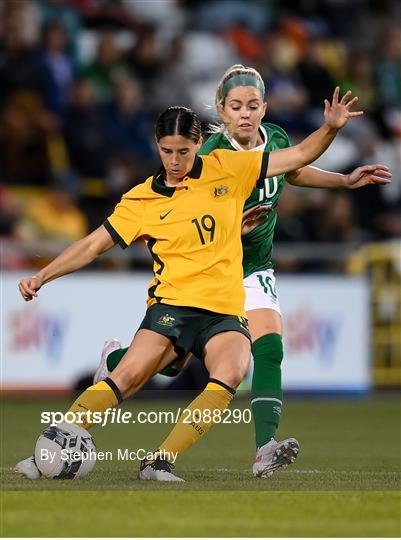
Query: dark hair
[{"left": 155, "top": 106, "right": 202, "bottom": 143}]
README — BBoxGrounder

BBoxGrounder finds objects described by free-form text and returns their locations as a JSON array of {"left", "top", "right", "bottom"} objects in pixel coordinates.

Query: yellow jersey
[{"left": 104, "top": 149, "right": 269, "bottom": 317}]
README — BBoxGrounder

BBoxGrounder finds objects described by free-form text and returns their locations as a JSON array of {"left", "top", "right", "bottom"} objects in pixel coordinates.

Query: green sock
[
  {"left": 106, "top": 348, "right": 128, "bottom": 371},
  {"left": 251, "top": 333, "right": 283, "bottom": 449},
  {"left": 106, "top": 347, "right": 180, "bottom": 377}
]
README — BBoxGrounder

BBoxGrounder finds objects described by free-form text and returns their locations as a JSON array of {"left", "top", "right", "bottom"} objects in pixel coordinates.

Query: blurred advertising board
[
  {"left": 271, "top": 276, "right": 370, "bottom": 392},
  {"left": 1, "top": 272, "right": 370, "bottom": 392}
]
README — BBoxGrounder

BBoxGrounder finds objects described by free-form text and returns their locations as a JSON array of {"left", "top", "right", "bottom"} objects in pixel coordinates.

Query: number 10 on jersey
[{"left": 259, "top": 176, "right": 278, "bottom": 201}]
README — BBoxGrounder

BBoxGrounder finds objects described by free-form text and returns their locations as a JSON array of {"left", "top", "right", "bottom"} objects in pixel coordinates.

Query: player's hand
[
  {"left": 18, "top": 275, "right": 43, "bottom": 301},
  {"left": 242, "top": 204, "right": 273, "bottom": 235},
  {"left": 345, "top": 164, "right": 392, "bottom": 189},
  {"left": 324, "top": 87, "right": 363, "bottom": 130}
]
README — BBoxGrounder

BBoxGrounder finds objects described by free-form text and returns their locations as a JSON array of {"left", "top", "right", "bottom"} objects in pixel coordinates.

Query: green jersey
[{"left": 199, "top": 123, "right": 291, "bottom": 277}]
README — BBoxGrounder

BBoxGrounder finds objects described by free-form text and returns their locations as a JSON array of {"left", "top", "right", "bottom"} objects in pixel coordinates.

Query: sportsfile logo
[{"left": 40, "top": 407, "right": 252, "bottom": 427}]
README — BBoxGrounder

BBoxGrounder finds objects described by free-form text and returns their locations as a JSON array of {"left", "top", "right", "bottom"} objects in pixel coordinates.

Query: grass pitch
[{"left": 1, "top": 394, "right": 400, "bottom": 536}]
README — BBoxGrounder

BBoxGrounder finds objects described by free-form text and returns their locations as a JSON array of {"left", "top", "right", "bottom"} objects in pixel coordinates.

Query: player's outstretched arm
[
  {"left": 18, "top": 225, "right": 116, "bottom": 301},
  {"left": 266, "top": 87, "right": 363, "bottom": 177},
  {"left": 286, "top": 163, "right": 392, "bottom": 189}
]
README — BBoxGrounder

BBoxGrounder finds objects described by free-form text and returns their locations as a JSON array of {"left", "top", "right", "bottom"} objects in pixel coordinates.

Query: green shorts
[{"left": 138, "top": 303, "right": 251, "bottom": 362}]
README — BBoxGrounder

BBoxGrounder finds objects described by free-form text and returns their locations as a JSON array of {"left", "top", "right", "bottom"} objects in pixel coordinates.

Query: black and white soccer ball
[{"left": 35, "top": 422, "right": 96, "bottom": 479}]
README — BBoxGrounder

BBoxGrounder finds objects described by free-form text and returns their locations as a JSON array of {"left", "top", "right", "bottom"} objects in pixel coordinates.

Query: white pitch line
[
  {"left": 192, "top": 468, "right": 236, "bottom": 472},
  {"left": 191, "top": 468, "right": 400, "bottom": 475},
  {"left": 283, "top": 470, "right": 400, "bottom": 475},
  {"left": 2, "top": 466, "right": 399, "bottom": 476}
]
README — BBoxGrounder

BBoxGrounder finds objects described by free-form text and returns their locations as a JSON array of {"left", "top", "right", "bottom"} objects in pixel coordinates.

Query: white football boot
[
  {"left": 138, "top": 458, "right": 185, "bottom": 482},
  {"left": 253, "top": 437, "right": 300, "bottom": 478},
  {"left": 14, "top": 456, "right": 41, "bottom": 479},
  {"left": 93, "top": 339, "right": 121, "bottom": 384}
]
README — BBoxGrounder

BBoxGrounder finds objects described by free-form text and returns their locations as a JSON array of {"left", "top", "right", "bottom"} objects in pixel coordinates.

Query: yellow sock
[
  {"left": 157, "top": 379, "right": 235, "bottom": 458},
  {"left": 67, "top": 378, "right": 122, "bottom": 429}
]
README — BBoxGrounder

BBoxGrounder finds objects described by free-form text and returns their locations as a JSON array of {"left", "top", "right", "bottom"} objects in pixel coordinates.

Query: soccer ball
[{"left": 35, "top": 422, "right": 96, "bottom": 479}]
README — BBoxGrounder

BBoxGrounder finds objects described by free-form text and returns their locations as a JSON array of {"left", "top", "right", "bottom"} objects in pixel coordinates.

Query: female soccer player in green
[
  {"left": 199, "top": 64, "right": 390, "bottom": 477},
  {"left": 92, "top": 65, "right": 391, "bottom": 479}
]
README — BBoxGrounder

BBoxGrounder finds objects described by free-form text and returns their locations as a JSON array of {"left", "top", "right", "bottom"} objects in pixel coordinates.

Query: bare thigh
[
  {"left": 110, "top": 329, "right": 179, "bottom": 398},
  {"left": 204, "top": 331, "right": 251, "bottom": 389},
  {"left": 247, "top": 308, "right": 283, "bottom": 343}
]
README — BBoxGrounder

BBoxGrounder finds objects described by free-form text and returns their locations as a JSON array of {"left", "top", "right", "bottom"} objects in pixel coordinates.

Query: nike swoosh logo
[{"left": 160, "top": 210, "right": 173, "bottom": 220}]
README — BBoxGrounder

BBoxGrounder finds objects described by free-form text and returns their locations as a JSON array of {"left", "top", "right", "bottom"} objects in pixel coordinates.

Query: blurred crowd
[{"left": 0, "top": 0, "right": 400, "bottom": 271}]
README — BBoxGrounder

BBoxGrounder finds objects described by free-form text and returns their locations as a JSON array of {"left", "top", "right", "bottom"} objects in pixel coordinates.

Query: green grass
[
  {"left": 1, "top": 395, "right": 400, "bottom": 536},
  {"left": 2, "top": 491, "right": 400, "bottom": 537}
]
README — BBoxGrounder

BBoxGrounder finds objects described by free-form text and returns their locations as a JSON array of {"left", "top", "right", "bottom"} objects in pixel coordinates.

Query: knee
[
  {"left": 228, "top": 366, "right": 247, "bottom": 389},
  {"left": 252, "top": 333, "right": 283, "bottom": 366},
  {"left": 212, "top": 353, "right": 250, "bottom": 389},
  {"left": 205, "top": 333, "right": 251, "bottom": 389}
]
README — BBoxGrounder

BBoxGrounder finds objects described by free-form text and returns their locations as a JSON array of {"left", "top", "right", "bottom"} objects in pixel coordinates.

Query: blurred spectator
[
  {"left": 70, "top": 0, "right": 140, "bottom": 31},
  {"left": 0, "top": 0, "right": 41, "bottom": 46},
  {"left": 0, "top": 184, "right": 19, "bottom": 237},
  {"left": 296, "top": 37, "right": 337, "bottom": 111},
  {"left": 273, "top": 184, "right": 307, "bottom": 272},
  {"left": 63, "top": 78, "right": 110, "bottom": 178},
  {"left": 36, "top": 0, "right": 82, "bottom": 41},
  {"left": 148, "top": 35, "right": 192, "bottom": 112},
  {"left": 122, "top": 0, "right": 186, "bottom": 39},
  {"left": 0, "top": 92, "right": 55, "bottom": 185},
  {"left": 15, "top": 183, "right": 88, "bottom": 242},
  {"left": 311, "top": 192, "right": 357, "bottom": 243},
  {"left": 125, "top": 24, "right": 164, "bottom": 97},
  {"left": 38, "top": 21, "right": 75, "bottom": 115},
  {"left": 193, "top": 0, "right": 270, "bottom": 34},
  {"left": 80, "top": 31, "right": 127, "bottom": 103},
  {"left": 108, "top": 154, "right": 145, "bottom": 194},
  {"left": 375, "top": 26, "right": 401, "bottom": 136},
  {"left": 341, "top": 51, "right": 375, "bottom": 114},
  {"left": 257, "top": 31, "right": 309, "bottom": 132},
  {"left": 348, "top": 155, "right": 401, "bottom": 242},
  {"left": 107, "top": 77, "right": 155, "bottom": 166},
  {"left": 275, "top": 184, "right": 307, "bottom": 243},
  {"left": 0, "top": 8, "right": 49, "bottom": 105},
  {"left": 223, "top": 24, "right": 264, "bottom": 63},
  {"left": 0, "top": 184, "right": 31, "bottom": 269}
]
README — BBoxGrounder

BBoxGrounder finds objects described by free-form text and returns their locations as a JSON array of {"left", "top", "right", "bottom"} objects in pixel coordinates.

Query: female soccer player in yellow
[
  {"left": 17, "top": 92, "right": 366, "bottom": 481},
  {"left": 95, "top": 67, "right": 391, "bottom": 479}
]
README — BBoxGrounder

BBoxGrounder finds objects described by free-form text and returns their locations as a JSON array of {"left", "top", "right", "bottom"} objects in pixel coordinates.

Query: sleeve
[
  {"left": 213, "top": 149, "right": 270, "bottom": 199},
  {"left": 103, "top": 195, "right": 144, "bottom": 249},
  {"left": 198, "top": 132, "right": 221, "bottom": 156}
]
